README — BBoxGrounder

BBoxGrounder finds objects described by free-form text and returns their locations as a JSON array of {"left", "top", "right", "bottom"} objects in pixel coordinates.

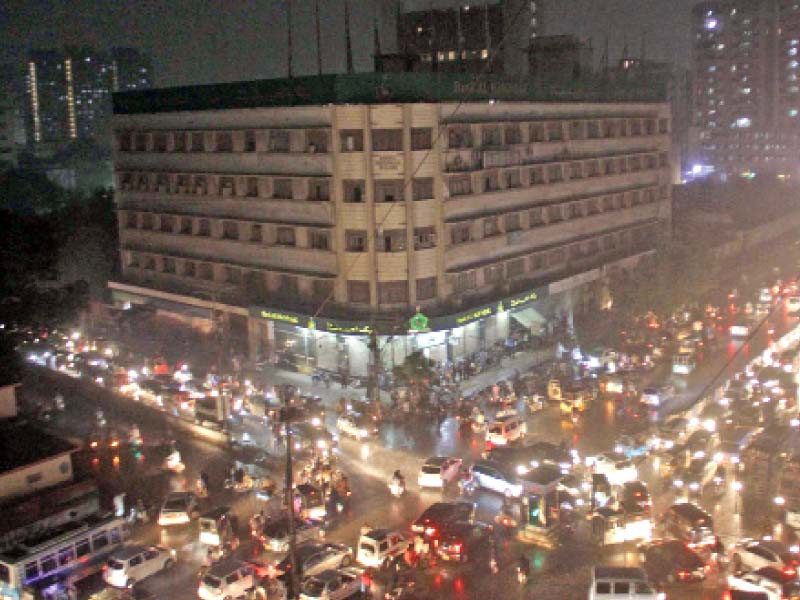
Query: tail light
[
  {"left": 453, "top": 543, "right": 462, "bottom": 553},
  {"left": 784, "top": 565, "right": 796, "bottom": 577},
  {"left": 677, "top": 569, "right": 689, "bottom": 580}
]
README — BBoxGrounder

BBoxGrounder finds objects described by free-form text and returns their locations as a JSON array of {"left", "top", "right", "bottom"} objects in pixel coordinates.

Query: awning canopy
[{"left": 511, "top": 307, "right": 546, "bottom": 330}]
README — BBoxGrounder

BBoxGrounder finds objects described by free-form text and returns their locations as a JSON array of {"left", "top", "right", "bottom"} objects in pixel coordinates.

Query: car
[
  {"left": 728, "top": 567, "right": 800, "bottom": 600},
  {"left": 299, "top": 568, "right": 363, "bottom": 600},
  {"left": 589, "top": 452, "right": 638, "bottom": 487},
  {"left": 261, "top": 517, "right": 325, "bottom": 553},
  {"left": 588, "top": 566, "right": 662, "bottom": 600},
  {"left": 157, "top": 492, "right": 199, "bottom": 526},
  {"left": 290, "top": 423, "right": 337, "bottom": 455},
  {"left": 638, "top": 539, "right": 708, "bottom": 585},
  {"left": 336, "top": 413, "right": 377, "bottom": 440},
  {"left": 641, "top": 387, "right": 661, "bottom": 407},
  {"left": 469, "top": 460, "right": 523, "bottom": 497},
  {"left": 274, "top": 543, "right": 353, "bottom": 580},
  {"left": 622, "top": 481, "right": 652, "bottom": 513},
  {"left": 418, "top": 456, "right": 463, "bottom": 488},
  {"left": 103, "top": 544, "right": 176, "bottom": 588},
  {"left": 485, "top": 416, "right": 525, "bottom": 447},
  {"left": 786, "top": 296, "right": 800, "bottom": 314},
  {"left": 436, "top": 520, "right": 494, "bottom": 563},
  {"left": 197, "top": 559, "right": 254, "bottom": 600},
  {"left": 355, "top": 528, "right": 408, "bottom": 568},
  {"left": 732, "top": 540, "right": 800, "bottom": 576},
  {"left": 411, "top": 502, "right": 475, "bottom": 538},
  {"left": 759, "top": 288, "right": 774, "bottom": 304},
  {"left": 660, "top": 503, "right": 715, "bottom": 548},
  {"left": 730, "top": 319, "right": 753, "bottom": 338},
  {"left": 488, "top": 442, "right": 575, "bottom": 475},
  {"left": 675, "top": 457, "right": 718, "bottom": 495}
]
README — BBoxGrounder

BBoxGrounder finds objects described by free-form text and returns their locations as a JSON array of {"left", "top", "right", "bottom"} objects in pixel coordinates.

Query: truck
[{"left": 299, "top": 567, "right": 362, "bottom": 600}]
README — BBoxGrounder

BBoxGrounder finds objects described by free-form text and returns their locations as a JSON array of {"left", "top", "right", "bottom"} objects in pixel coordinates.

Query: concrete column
[{"left": 247, "top": 316, "right": 260, "bottom": 360}]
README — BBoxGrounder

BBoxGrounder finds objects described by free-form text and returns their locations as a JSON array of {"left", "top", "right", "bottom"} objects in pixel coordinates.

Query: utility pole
[
  {"left": 280, "top": 384, "right": 298, "bottom": 598},
  {"left": 368, "top": 327, "right": 382, "bottom": 419}
]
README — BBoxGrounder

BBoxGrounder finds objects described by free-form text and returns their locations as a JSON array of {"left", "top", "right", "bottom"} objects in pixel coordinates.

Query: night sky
[{"left": 2, "top": 0, "right": 696, "bottom": 87}]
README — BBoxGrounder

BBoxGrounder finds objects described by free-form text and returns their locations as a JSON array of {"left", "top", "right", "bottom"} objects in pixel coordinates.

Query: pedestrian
[{"left": 359, "top": 569, "right": 372, "bottom": 598}]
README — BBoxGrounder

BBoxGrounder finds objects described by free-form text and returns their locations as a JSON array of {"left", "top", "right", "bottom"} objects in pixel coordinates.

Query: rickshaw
[
  {"left": 199, "top": 506, "right": 237, "bottom": 547},
  {"left": 294, "top": 483, "right": 327, "bottom": 520}
]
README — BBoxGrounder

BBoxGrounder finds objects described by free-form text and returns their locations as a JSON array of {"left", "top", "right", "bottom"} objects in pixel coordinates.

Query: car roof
[
  {"left": 362, "top": 529, "right": 396, "bottom": 541},
  {"left": 751, "top": 540, "right": 789, "bottom": 554},
  {"left": 207, "top": 559, "right": 248, "bottom": 577},
  {"left": 113, "top": 544, "right": 149, "bottom": 559},
  {"left": 593, "top": 566, "right": 648, "bottom": 581}
]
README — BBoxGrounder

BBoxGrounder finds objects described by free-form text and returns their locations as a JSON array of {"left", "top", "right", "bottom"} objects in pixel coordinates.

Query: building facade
[
  {"left": 110, "top": 73, "right": 671, "bottom": 376},
  {"left": 25, "top": 46, "right": 152, "bottom": 148},
  {"left": 691, "top": 0, "right": 800, "bottom": 179}
]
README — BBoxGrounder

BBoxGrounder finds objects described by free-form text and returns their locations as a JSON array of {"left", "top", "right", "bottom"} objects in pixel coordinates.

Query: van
[
  {"left": 588, "top": 566, "right": 663, "bottom": 600},
  {"left": 197, "top": 559, "right": 254, "bottom": 600},
  {"left": 486, "top": 416, "right": 526, "bottom": 446},
  {"left": 660, "top": 502, "right": 715, "bottom": 548}
]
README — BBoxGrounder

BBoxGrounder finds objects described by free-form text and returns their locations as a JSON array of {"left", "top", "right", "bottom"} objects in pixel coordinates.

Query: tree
[{"left": 392, "top": 351, "right": 435, "bottom": 386}]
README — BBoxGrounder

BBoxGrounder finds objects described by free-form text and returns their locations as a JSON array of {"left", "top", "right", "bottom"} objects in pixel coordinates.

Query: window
[
  {"left": 306, "top": 130, "right": 329, "bottom": 153},
  {"left": 276, "top": 227, "right": 295, "bottom": 246},
  {"left": 183, "top": 261, "right": 196, "bottom": 277},
  {"left": 378, "top": 229, "right": 406, "bottom": 252},
  {"left": 162, "top": 257, "right": 176, "bottom": 274},
  {"left": 453, "top": 271, "right": 477, "bottom": 293},
  {"left": 586, "top": 161, "right": 600, "bottom": 177},
  {"left": 345, "top": 230, "right": 367, "bottom": 252},
  {"left": 378, "top": 281, "right": 408, "bottom": 303},
  {"left": 484, "top": 172, "right": 499, "bottom": 192},
  {"left": 312, "top": 279, "right": 333, "bottom": 301},
  {"left": 153, "top": 132, "right": 167, "bottom": 152},
  {"left": 448, "top": 175, "right": 472, "bottom": 196},
  {"left": 250, "top": 224, "right": 263, "bottom": 243},
  {"left": 0, "top": 564, "right": 8, "bottom": 583},
  {"left": 224, "top": 266, "right": 242, "bottom": 284},
  {"left": 483, "top": 217, "right": 500, "bottom": 237},
  {"left": 451, "top": 223, "right": 471, "bottom": 244},
  {"left": 190, "top": 132, "right": 204, "bottom": 152},
  {"left": 529, "top": 167, "right": 545, "bottom": 185},
  {"left": 416, "top": 277, "right": 437, "bottom": 300},
  {"left": 199, "top": 263, "right": 214, "bottom": 280},
  {"left": 309, "top": 179, "right": 330, "bottom": 201},
  {"left": 569, "top": 162, "right": 583, "bottom": 179},
  {"left": 198, "top": 219, "right": 211, "bottom": 236},
  {"left": 505, "top": 170, "right": 521, "bottom": 188},
  {"left": 26, "top": 472, "right": 42, "bottom": 485},
  {"left": 635, "top": 582, "right": 654, "bottom": 594},
  {"left": 141, "top": 213, "right": 154, "bottom": 230},
  {"left": 173, "top": 131, "right": 186, "bottom": 152},
  {"left": 603, "top": 120, "right": 617, "bottom": 138},
  {"left": 25, "top": 561, "right": 39, "bottom": 581},
  {"left": 529, "top": 254, "right": 544, "bottom": 271},
  {"left": 343, "top": 180, "right": 365, "bottom": 203},
  {"left": 504, "top": 213, "right": 521, "bottom": 232},
  {"left": 587, "top": 121, "right": 600, "bottom": 139},
  {"left": 244, "top": 130, "right": 257, "bottom": 152},
  {"left": 595, "top": 582, "right": 611, "bottom": 594},
  {"left": 126, "top": 253, "right": 140, "bottom": 268},
  {"left": 629, "top": 156, "right": 642, "bottom": 172},
  {"left": 547, "top": 164, "right": 563, "bottom": 182},
  {"left": 374, "top": 179, "right": 404, "bottom": 202},
  {"left": 246, "top": 177, "right": 259, "bottom": 198},
  {"left": 645, "top": 119, "right": 656, "bottom": 135},
  {"left": 76, "top": 539, "right": 90, "bottom": 558},
  {"left": 523, "top": 123, "right": 543, "bottom": 144},
  {"left": 658, "top": 118, "right": 669, "bottom": 134},
  {"left": 448, "top": 127, "right": 471, "bottom": 148},
  {"left": 484, "top": 264, "right": 504, "bottom": 284},
  {"left": 529, "top": 207, "right": 544, "bottom": 226},
  {"left": 547, "top": 205, "right": 563, "bottom": 223},
  {"left": 269, "top": 130, "right": 290, "bottom": 152},
  {"left": 411, "top": 128, "right": 432, "bottom": 150},
  {"left": 91, "top": 532, "right": 109, "bottom": 551},
  {"left": 340, "top": 129, "right": 364, "bottom": 151},
  {"left": 160, "top": 215, "right": 175, "bottom": 233},
  {"left": 143, "top": 256, "right": 156, "bottom": 270},
  {"left": 569, "top": 121, "right": 584, "bottom": 140},
  {"left": 222, "top": 221, "right": 239, "bottom": 240},
  {"left": 40, "top": 554, "right": 57, "bottom": 574},
  {"left": 118, "top": 131, "right": 131, "bottom": 151},
  {"left": 630, "top": 119, "right": 642, "bottom": 136},
  {"left": 413, "top": 178, "right": 433, "bottom": 200},
  {"left": 506, "top": 259, "right": 525, "bottom": 278},
  {"left": 273, "top": 178, "right": 293, "bottom": 199},
  {"left": 481, "top": 126, "right": 502, "bottom": 146},
  {"left": 613, "top": 582, "right": 630, "bottom": 594},
  {"left": 348, "top": 280, "right": 370, "bottom": 303},
  {"left": 126, "top": 212, "right": 138, "bottom": 228},
  {"left": 134, "top": 133, "right": 148, "bottom": 151},
  {"left": 372, "top": 129, "right": 402, "bottom": 151},
  {"left": 568, "top": 203, "right": 582, "bottom": 219},
  {"left": 546, "top": 122, "right": 563, "bottom": 141},
  {"left": 504, "top": 126, "right": 521, "bottom": 144},
  {"left": 414, "top": 226, "right": 436, "bottom": 249},
  {"left": 310, "top": 230, "right": 329, "bottom": 250}
]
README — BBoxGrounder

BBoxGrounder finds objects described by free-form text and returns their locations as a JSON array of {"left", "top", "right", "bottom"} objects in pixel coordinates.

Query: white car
[
  {"left": 787, "top": 296, "right": 800, "bottom": 313},
  {"left": 336, "top": 413, "right": 376, "bottom": 440},
  {"left": 641, "top": 387, "right": 661, "bottom": 407},
  {"left": 274, "top": 543, "right": 354, "bottom": 579},
  {"left": 727, "top": 571, "right": 787, "bottom": 600},
  {"left": 104, "top": 544, "right": 176, "bottom": 588},
  {"left": 356, "top": 529, "right": 408, "bottom": 568},
  {"left": 469, "top": 460, "right": 522, "bottom": 497},
  {"left": 486, "top": 416, "right": 525, "bottom": 447},
  {"left": 157, "top": 491, "right": 199, "bottom": 526},
  {"left": 198, "top": 560, "right": 254, "bottom": 600},
  {"left": 418, "top": 456, "right": 463, "bottom": 488},
  {"left": 299, "top": 568, "right": 363, "bottom": 600},
  {"left": 731, "top": 539, "right": 800, "bottom": 574},
  {"left": 589, "top": 452, "right": 638, "bottom": 487}
]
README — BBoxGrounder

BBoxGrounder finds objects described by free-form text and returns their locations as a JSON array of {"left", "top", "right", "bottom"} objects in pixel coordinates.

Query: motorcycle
[
  {"left": 516, "top": 566, "right": 529, "bottom": 585},
  {"left": 388, "top": 477, "right": 406, "bottom": 497}
]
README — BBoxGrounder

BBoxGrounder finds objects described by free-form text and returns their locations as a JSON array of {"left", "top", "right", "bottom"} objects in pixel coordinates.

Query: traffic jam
[{"left": 13, "top": 273, "right": 800, "bottom": 600}]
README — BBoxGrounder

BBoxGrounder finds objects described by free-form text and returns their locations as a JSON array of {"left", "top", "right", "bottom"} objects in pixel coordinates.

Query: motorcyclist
[
  {"left": 392, "top": 470, "right": 404, "bottom": 486},
  {"left": 517, "top": 554, "right": 530, "bottom": 580}
]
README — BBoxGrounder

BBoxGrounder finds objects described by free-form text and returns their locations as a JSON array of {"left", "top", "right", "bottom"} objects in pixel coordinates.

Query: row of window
[
  {"left": 446, "top": 116, "right": 669, "bottom": 149},
  {"left": 449, "top": 184, "right": 666, "bottom": 246},
  {"left": 446, "top": 151, "right": 669, "bottom": 196},
  {"left": 124, "top": 252, "right": 438, "bottom": 305},
  {"left": 117, "top": 127, "right": 434, "bottom": 154},
  {"left": 449, "top": 223, "right": 660, "bottom": 293}
]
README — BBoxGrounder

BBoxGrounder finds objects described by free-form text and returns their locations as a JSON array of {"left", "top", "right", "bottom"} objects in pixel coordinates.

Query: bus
[{"left": 0, "top": 515, "right": 128, "bottom": 600}]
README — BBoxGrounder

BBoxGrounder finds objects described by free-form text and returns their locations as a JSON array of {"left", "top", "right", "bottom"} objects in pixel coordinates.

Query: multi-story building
[
  {"left": 690, "top": 0, "right": 800, "bottom": 179},
  {"left": 25, "top": 46, "right": 152, "bottom": 149},
  {"left": 110, "top": 72, "right": 672, "bottom": 376}
]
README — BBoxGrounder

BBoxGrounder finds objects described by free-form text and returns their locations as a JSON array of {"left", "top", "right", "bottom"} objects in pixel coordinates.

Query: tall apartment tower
[{"left": 690, "top": 0, "right": 800, "bottom": 178}]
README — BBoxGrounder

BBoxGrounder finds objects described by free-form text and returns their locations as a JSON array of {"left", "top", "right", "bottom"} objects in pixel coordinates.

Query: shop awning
[{"left": 511, "top": 307, "right": 546, "bottom": 329}]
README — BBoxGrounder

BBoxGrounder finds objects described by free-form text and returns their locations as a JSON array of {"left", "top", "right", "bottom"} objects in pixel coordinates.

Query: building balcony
[{"left": 114, "top": 150, "right": 332, "bottom": 177}]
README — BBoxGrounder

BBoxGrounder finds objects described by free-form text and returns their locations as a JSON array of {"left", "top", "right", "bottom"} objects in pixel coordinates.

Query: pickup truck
[{"left": 299, "top": 567, "right": 362, "bottom": 600}]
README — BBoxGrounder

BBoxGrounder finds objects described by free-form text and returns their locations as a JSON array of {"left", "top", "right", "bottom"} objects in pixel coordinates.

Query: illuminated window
[{"left": 735, "top": 117, "right": 751, "bottom": 128}]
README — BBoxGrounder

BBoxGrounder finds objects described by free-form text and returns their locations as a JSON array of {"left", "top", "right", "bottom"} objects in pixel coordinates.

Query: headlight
[
  {"left": 689, "top": 482, "right": 700, "bottom": 491},
  {"left": 674, "top": 479, "right": 684, "bottom": 488},
  {"left": 317, "top": 440, "right": 327, "bottom": 449},
  {"left": 775, "top": 496, "right": 786, "bottom": 505},
  {"left": 516, "top": 464, "right": 528, "bottom": 475},
  {"left": 311, "top": 417, "right": 321, "bottom": 427}
]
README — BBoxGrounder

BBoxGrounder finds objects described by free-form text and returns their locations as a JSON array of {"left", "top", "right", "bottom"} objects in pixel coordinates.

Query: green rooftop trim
[{"left": 113, "top": 72, "right": 668, "bottom": 115}]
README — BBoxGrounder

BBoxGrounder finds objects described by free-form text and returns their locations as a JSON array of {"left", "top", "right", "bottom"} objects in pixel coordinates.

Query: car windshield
[
  {"left": 302, "top": 579, "right": 326, "bottom": 596},
  {"left": 164, "top": 499, "right": 186, "bottom": 511},
  {"left": 359, "top": 542, "right": 376, "bottom": 553},
  {"left": 202, "top": 575, "right": 222, "bottom": 589},
  {"left": 422, "top": 465, "right": 441, "bottom": 474},
  {"left": 107, "top": 558, "right": 125, "bottom": 570},
  {"left": 489, "top": 425, "right": 503, "bottom": 434}
]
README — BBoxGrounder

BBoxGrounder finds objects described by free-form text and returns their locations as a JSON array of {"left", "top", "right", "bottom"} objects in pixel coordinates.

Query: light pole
[{"left": 279, "top": 384, "right": 298, "bottom": 599}]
